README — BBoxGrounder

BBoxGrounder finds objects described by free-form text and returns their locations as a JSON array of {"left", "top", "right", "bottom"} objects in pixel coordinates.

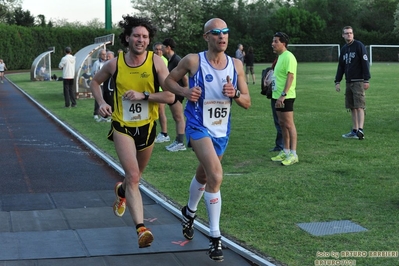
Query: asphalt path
[{"left": 0, "top": 77, "right": 277, "bottom": 266}]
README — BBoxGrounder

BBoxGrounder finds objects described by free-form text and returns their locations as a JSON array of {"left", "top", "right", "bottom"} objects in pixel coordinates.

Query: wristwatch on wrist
[
  {"left": 233, "top": 89, "right": 241, "bottom": 99},
  {"left": 143, "top": 91, "right": 150, "bottom": 100},
  {"left": 281, "top": 92, "right": 287, "bottom": 97}
]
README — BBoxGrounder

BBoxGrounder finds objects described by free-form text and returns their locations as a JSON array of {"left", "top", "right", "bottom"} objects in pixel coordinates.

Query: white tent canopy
[
  {"left": 73, "top": 34, "right": 115, "bottom": 98},
  {"left": 30, "top": 47, "right": 55, "bottom": 81}
]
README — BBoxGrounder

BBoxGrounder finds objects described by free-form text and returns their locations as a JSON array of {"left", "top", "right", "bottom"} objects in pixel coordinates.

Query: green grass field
[{"left": 7, "top": 62, "right": 399, "bottom": 266}]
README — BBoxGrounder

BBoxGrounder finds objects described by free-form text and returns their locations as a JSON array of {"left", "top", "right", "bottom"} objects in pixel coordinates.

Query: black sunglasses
[{"left": 205, "top": 28, "right": 229, "bottom": 36}]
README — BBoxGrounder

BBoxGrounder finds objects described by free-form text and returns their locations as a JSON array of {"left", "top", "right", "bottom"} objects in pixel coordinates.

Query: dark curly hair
[{"left": 118, "top": 15, "right": 157, "bottom": 47}]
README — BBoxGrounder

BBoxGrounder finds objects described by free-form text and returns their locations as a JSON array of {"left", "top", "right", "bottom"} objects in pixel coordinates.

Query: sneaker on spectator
[
  {"left": 165, "top": 141, "right": 177, "bottom": 150},
  {"left": 356, "top": 129, "right": 365, "bottom": 140},
  {"left": 94, "top": 115, "right": 105, "bottom": 122},
  {"left": 271, "top": 151, "right": 287, "bottom": 162},
  {"left": 155, "top": 133, "right": 170, "bottom": 143},
  {"left": 166, "top": 141, "right": 186, "bottom": 152},
  {"left": 207, "top": 237, "right": 224, "bottom": 262},
  {"left": 137, "top": 227, "right": 154, "bottom": 248},
  {"left": 281, "top": 153, "right": 299, "bottom": 166},
  {"left": 342, "top": 131, "right": 359, "bottom": 139},
  {"left": 181, "top": 206, "right": 196, "bottom": 240}
]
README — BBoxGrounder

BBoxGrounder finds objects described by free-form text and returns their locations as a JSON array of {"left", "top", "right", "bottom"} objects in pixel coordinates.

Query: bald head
[{"left": 204, "top": 18, "right": 227, "bottom": 33}]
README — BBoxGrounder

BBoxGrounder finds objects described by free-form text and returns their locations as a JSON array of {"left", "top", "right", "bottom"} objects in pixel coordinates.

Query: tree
[
  {"left": 36, "top": 14, "right": 46, "bottom": 27},
  {"left": 294, "top": 0, "right": 361, "bottom": 43},
  {"left": 0, "top": 0, "right": 22, "bottom": 23},
  {"left": 236, "top": 0, "right": 279, "bottom": 61},
  {"left": 270, "top": 7, "right": 326, "bottom": 43},
  {"left": 357, "top": 0, "right": 399, "bottom": 33},
  {"left": 85, "top": 18, "right": 105, "bottom": 29},
  {"left": 50, "top": 18, "right": 70, "bottom": 27},
  {"left": 394, "top": 3, "right": 399, "bottom": 35},
  {"left": 50, "top": 18, "right": 89, "bottom": 29},
  {"left": 6, "top": 7, "right": 35, "bottom": 26},
  {"left": 131, "top": 0, "right": 205, "bottom": 53}
]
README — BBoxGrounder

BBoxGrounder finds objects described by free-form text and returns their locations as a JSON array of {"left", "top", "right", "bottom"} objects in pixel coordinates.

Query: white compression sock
[
  {"left": 187, "top": 176, "right": 205, "bottom": 217},
  {"left": 204, "top": 191, "right": 222, "bottom": 238}
]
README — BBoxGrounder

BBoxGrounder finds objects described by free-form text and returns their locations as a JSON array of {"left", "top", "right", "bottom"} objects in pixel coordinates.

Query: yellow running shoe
[
  {"left": 113, "top": 182, "right": 126, "bottom": 217},
  {"left": 281, "top": 153, "right": 299, "bottom": 166},
  {"left": 137, "top": 227, "right": 154, "bottom": 248},
  {"left": 271, "top": 151, "right": 287, "bottom": 162}
]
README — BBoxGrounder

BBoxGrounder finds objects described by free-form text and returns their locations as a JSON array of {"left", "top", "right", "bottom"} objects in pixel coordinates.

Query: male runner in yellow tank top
[{"left": 90, "top": 15, "right": 174, "bottom": 248}]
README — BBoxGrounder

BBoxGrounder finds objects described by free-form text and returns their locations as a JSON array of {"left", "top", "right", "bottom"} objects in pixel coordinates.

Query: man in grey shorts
[{"left": 335, "top": 26, "right": 371, "bottom": 140}]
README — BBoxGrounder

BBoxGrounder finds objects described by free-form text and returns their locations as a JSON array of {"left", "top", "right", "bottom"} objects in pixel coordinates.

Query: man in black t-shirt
[
  {"left": 162, "top": 38, "right": 189, "bottom": 152},
  {"left": 101, "top": 50, "right": 115, "bottom": 122}
]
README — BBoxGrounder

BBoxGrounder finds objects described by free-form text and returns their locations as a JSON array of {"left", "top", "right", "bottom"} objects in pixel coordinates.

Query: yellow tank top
[{"left": 112, "top": 51, "right": 160, "bottom": 127}]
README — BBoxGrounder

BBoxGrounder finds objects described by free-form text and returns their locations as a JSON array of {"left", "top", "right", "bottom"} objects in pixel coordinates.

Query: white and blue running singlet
[{"left": 185, "top": 51, "right": 237, "bottom": 138}]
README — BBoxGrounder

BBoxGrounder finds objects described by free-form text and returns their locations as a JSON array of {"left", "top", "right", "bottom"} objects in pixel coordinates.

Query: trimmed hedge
[{"left": 0, "top": 24, "right": 124, "bottom": 70}]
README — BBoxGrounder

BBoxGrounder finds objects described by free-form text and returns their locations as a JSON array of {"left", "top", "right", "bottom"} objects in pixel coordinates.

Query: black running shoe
[
  {"left": 357, "top": 129, "right": 365, "bottom": 140},
  {"left": 181, "top": 206, "right": 196, "bottom": 240},
  {"left": 207, "top": 237, "right": 224, "bottom": 262}
]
